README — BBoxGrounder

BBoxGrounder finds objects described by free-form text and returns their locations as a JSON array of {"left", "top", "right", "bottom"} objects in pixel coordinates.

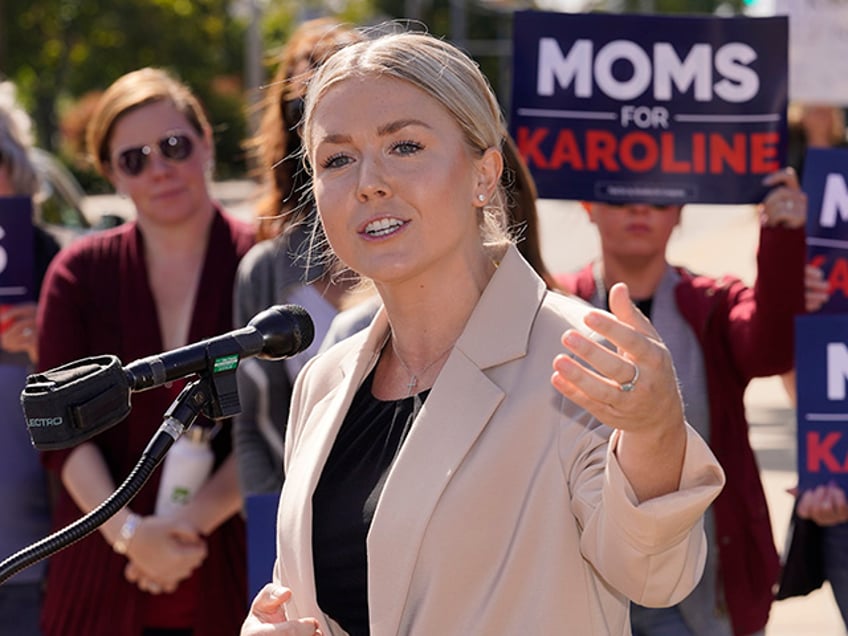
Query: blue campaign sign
[
  {"left": 0, "top": 196, "right": 34, "bottom": 304},
  {"left": 803, "top": 147, "right": 848, "bottom": 313},
  {"left": 796, "top": 315, "right": 848, "bottom": 491},
  {"left": 245, "top": 492, "right": 280, "bottom": 602},
  {"left": 510, "top": 11, "right": 788, "bottom": 205}
]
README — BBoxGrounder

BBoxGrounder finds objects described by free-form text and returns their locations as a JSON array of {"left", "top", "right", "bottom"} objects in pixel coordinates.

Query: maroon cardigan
[
  {"left": 36, "top": 209, "right": 254, "bottom": 636},
  {"left": 556, "top": 224, "right": 806, "bottom": 636}
]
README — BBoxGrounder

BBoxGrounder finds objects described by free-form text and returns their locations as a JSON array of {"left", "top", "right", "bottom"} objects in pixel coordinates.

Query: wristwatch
[{"left": 113, "top": 512, "right": 141, "bottom": 555}]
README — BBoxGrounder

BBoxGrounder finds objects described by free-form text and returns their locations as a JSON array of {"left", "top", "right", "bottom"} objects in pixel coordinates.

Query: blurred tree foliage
[
  {"left": 608, "top": 0, "right": 746, "bottom": 12},
  {"left": 251, "top": 0, "right": 374, "bottom": 131},
  {"left": 260, "top": 0, "right": 373, "bottom": 54},
  {"left": 1, "top": 0, "right": 249, "bottom": 184},
  {"left": 0, "top": 0, "right": 750, "bottom": 190}
]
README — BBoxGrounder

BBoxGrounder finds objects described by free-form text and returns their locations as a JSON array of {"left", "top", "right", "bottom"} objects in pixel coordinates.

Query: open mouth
[{"left": 364, "top": 217, "right": 406, "bottom": 237}]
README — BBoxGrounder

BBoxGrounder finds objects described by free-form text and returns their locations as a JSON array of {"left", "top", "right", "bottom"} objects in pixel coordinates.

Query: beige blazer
[{"left": 275, "top": 245, "right": 725, "bottom": 636}]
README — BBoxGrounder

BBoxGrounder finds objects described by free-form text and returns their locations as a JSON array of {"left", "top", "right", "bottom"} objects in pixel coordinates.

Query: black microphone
[
  {"left": 125, "top": 304, "right": 314, "bottom": 391},
  {"left": 21, "top": 304, "right": 314, "bottom": 450}
]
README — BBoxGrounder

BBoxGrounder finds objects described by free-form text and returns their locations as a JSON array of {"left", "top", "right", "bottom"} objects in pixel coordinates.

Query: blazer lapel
[
  {"left": 277, "top": 311, "right": 390, "bottom": 624},
  {"left": 367, "top": 246, "right": 547, "bottom": 635}
]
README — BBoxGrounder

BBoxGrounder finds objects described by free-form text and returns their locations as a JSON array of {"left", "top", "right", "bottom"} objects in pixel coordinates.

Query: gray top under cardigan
[{"left": 232, "top": 227, "right": 321, "bottom": 495}]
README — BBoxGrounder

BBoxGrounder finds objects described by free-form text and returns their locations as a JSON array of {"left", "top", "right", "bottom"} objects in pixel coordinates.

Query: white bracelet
[{"left": 113, "top": 513, "right": 141, "bottom": 555}]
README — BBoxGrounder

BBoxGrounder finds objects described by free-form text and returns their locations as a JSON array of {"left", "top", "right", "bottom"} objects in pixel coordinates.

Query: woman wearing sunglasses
[{"left": 36, "top": 67, "right": 255, "bottom": 636}]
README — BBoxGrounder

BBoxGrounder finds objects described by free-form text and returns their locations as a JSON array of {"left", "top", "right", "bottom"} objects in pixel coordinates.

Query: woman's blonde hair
[
  {"left": 86, "top": 67, "right": 212, "bottom": 177},
  {"left": 301, "top": 29, "right": 513, "bottom": 267}
]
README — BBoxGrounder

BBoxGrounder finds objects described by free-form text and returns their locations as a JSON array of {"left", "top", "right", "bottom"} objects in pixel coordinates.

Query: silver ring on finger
[
  {"left": 619, "top": 364, "right": 640, "bottom": 392},
  {"left": 22, "top": 327, "right": 33, "bottom": 338}
]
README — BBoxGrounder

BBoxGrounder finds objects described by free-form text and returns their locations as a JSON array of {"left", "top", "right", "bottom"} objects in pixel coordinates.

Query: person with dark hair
[
  {"left": 241, "top": 28, "right": 724, "bottom": 636},
  {"left": 244, "top": 17, "right": 363, "bottom": 244},
  {"left": 37, "top": 67, "right": 254, "bottom": 636},
  {"left": 233, "top": 18, "right": 363, "bottom": 499}
]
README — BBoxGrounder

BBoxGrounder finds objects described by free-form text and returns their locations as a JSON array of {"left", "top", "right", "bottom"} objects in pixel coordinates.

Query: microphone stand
[{"left": 0, "top": 376, "right": 213, "bottom": 585}]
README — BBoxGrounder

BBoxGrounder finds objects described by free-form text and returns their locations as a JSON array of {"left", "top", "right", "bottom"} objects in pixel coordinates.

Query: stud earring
[{"left": 477, "top": 194, "right": 486, "bottom": 202}]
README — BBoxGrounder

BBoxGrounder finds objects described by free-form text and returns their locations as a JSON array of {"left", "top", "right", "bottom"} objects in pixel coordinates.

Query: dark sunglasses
[
  {"left": 114, "top": 133, "right": 194, "bottom": 177},
  {"left": 282, "top": 97, "right": 305, "bottom": 129}
]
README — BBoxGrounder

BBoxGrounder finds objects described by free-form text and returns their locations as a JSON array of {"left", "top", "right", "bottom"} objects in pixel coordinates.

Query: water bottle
[{"left": 154, "top": 426, "right": 215, "bottom": 517}]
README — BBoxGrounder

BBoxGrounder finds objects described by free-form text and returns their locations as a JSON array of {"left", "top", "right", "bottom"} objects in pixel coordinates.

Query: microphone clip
[{"left": 199, "top": 337, "right": 242, "bottom": 420}]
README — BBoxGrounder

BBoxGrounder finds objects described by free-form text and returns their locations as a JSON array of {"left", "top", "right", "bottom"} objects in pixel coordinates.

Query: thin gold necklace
[{"left": 390, "top": 338, "right": 454, "bottom": 397}]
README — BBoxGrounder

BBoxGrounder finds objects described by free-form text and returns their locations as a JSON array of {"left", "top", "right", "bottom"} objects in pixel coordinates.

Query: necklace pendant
[{"left": 406, "top": 375, "right": 418, "bottom": 395}]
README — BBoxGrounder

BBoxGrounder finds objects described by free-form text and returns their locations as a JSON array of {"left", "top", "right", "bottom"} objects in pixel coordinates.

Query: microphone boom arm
[
  {"left": 7, "top": 303, "right": 315, "bottom": 583},
  {"left": 0, "top": 377, "right": 212, "bottom": 585}
]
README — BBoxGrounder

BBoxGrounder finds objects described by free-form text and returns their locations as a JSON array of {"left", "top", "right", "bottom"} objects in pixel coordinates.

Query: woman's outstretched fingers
[
  {"left": 555, "top": 325, "right": 639, "bottom": 397},
  {"left": 607, "top": 282, "right": 657, "bottom": 337},
  {"left": 552, "top": 281, "right": 685, "bottom": 436}
]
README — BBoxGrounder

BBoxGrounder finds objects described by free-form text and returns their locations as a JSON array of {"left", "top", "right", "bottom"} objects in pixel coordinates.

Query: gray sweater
[{"left": 232, "top": 229, "right": 320, "bottom": 495}]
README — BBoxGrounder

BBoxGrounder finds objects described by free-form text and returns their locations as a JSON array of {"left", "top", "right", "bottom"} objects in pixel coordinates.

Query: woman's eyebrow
[
  {"left": 377, "top": 119, "right": 431, "bottom": 136},
  {"left": 318, "top": 119, "right": 432, "bottom": 146}
]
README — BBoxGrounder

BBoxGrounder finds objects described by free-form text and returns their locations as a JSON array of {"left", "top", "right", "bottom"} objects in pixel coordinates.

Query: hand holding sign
[
  {"left": 0, "top": 302, "right": 38, "bottom": 363},
  {"left": 761, "top": 167, "right": 808, "bottom": 229},
  {"left": 804, "top": 264, "right": 830, "bottom": 313},
  {"left": 797, "top": 482, "right": 848, "bottom": 526}
]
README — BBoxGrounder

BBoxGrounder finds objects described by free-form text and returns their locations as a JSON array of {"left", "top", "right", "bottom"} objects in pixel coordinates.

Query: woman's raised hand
[
  {"left": 552, "top": 283, "right": 688, "bottom": 501},
  {"left": 552, "top": 282, "right": 684, "bottom": 436}
]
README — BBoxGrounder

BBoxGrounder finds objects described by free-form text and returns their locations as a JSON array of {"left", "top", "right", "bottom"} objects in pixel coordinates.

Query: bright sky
[{"left": 533, "top": 0, "right": 589, "bottom": 11}]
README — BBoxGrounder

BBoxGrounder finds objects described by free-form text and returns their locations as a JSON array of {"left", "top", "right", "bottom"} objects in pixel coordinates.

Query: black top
[{"left": 311, "top": 369, "right": 429, "bottom": 636}]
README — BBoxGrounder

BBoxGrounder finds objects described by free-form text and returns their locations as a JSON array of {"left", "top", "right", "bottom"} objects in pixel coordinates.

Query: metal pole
[
  {"left": 450, "top": 0, "right": 467, "bottom": 52},
  {"left": 245, "top": 0, "right": 264, "bottom": 134},
  {"left": 405, "top": 0, "right": 422, "bottom": 20}
]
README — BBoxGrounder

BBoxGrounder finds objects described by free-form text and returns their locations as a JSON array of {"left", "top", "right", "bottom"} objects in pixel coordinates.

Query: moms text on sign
[{"left": 537, "top": 39, "right": 760, "bottom": 103}]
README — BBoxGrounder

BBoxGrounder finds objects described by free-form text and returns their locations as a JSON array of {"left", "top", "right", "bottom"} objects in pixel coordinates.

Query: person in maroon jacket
[
  {"left": 556, "top": 168, "right": 807, "bottom": 636},
  {"left": 36, "top": 68, "right": 254, "bottom": 636}
]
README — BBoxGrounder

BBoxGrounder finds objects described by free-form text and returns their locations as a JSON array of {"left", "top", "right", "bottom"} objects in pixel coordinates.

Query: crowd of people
[
  {"left": 0, "top": 79, "right": 59, "bottom": 636},
  {"left": 0, "top": 10, "right": 845, "bottom": 636}
]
